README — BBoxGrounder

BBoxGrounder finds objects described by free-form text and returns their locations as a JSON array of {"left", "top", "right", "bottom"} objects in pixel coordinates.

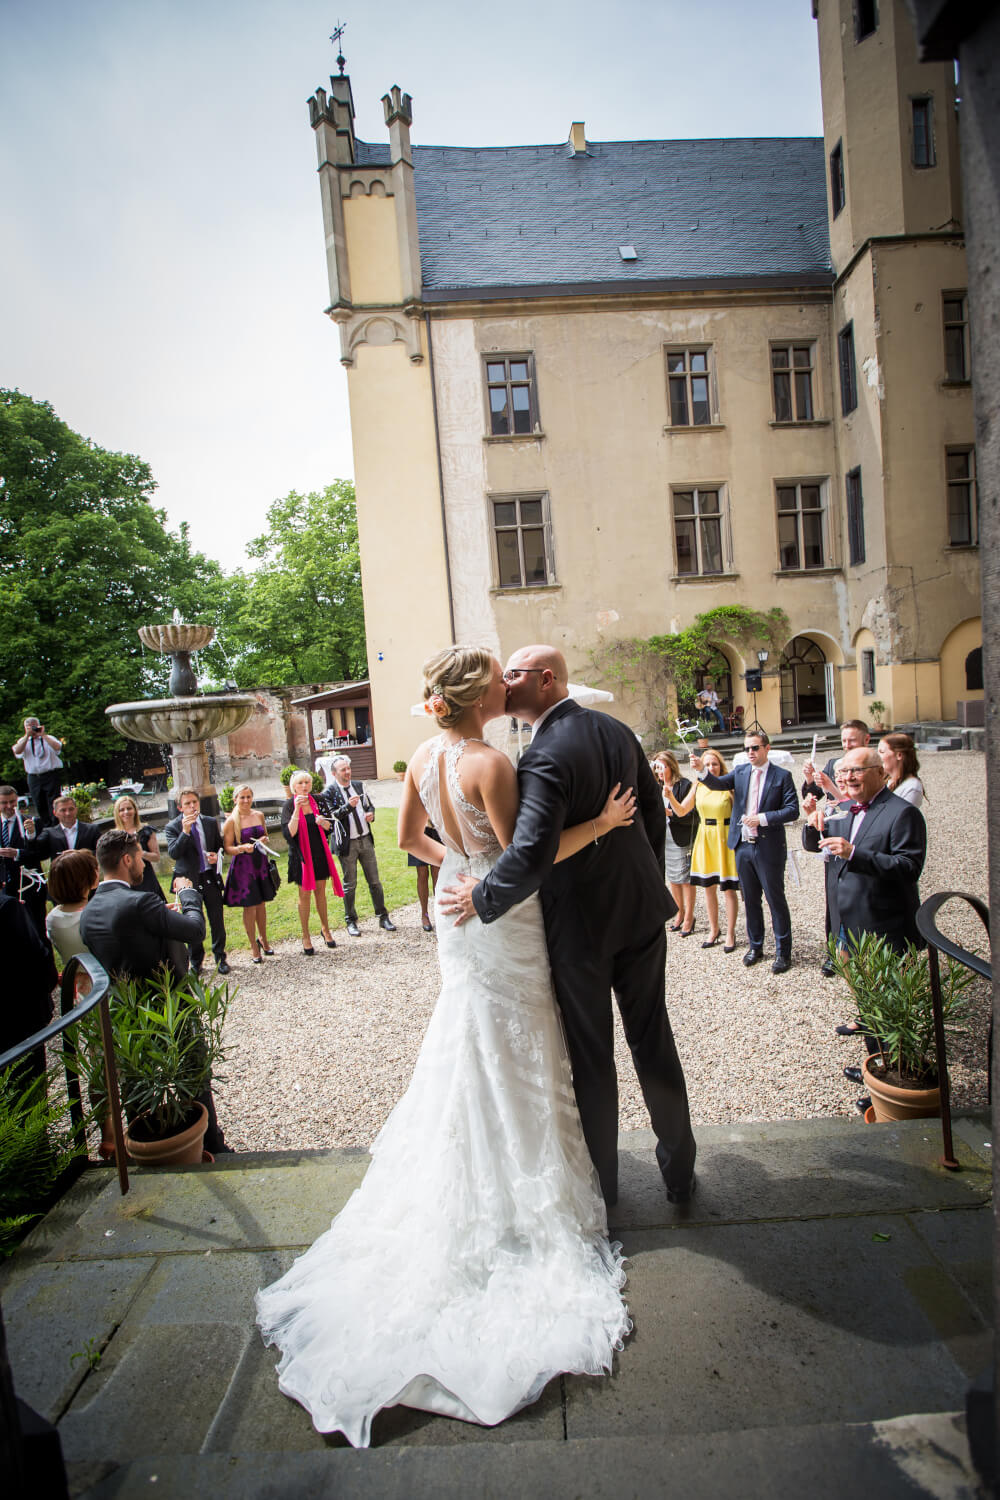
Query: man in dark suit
[
  {"left": 164, "top": 788, "right": 230, "bottom": 975},
  {"left": 817, "top": 747, "right": 927, "bottom": 954},
  {"left": 32, "top": 795, "right": 102, "bottom": 858},
  {"left": 801, "top": 720, "right": 870, "bottom": 803},
  {"left": 813, "top": 746, "right": 927, "bottom": 1111},
  {"left": 321, "top": 756, "right": 396, "bottom": 935},
  {"left": 80, "top": 829, "right": 230, "bottom": 1154},
  {"left": 694, "top": 730, "right": 799, "bottom": 972},
  {"left": 439, "top": 645, "right": 694, "bottom": 1209},
  {"left": 0, "top": 783, "right": 45, "bottom": 934},
  {"left": 0, "top": 888, "right": 57, "bottom": 1089}
]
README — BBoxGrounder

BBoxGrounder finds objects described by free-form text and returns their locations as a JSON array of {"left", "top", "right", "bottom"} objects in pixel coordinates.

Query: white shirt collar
[{"left": 530, "top": 698, "right": 570, "bottom": 740}]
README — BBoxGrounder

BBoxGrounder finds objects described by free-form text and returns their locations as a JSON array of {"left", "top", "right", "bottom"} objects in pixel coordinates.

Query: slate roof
[{"left": 355, "top": 135, "right": 832, "bottom": 299}]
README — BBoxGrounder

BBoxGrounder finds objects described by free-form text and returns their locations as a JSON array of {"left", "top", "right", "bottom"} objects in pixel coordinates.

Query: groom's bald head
[{"left": 503, "top": 644, "right": 569, "bottom": 722}]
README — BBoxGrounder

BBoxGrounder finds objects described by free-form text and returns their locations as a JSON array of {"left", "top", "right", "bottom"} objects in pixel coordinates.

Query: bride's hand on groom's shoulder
[{"left": 437, "top": 872, "right": 479, "bottom": 926}]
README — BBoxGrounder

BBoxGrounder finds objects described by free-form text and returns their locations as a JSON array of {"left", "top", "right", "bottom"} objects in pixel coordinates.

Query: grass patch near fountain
[{"left": 158, "top": 812, "right": 418, "bottom": 949}]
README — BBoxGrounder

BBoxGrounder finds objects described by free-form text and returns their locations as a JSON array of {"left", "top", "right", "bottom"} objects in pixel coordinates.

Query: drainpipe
[{"left": 424, "top": 311, "right": 456, "bottom": 644}]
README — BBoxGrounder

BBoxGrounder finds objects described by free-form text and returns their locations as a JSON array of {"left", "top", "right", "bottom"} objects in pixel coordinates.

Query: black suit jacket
[
  {"left": 0, "top": 890, "right": 57, "bottom": 1056},
  {"left": 0, "top": 814, "right": 42, "bottom": 896},
  {"left": 79, "top": 881, "right": 205, "bottom": 980},
  {"left": 472, "top": 699, "right": 675, "bottom": 946},
  {"left": 320, "top": 779, "right": 374, "bottom": 849},
  {"left": 700, "top": 760, "right": 799, "bottom": 860},
  {"left": 802, "top": 755, "right": 838, "bottom": 801},
  {"left": 34, "top": 821, "right": 102, "bottom": 859},
  {"left": 809, "top": 787, "right": 927, "bottom": 950},
  {"left": 164, "top": 813, "right": 225, "bottom": 883}
]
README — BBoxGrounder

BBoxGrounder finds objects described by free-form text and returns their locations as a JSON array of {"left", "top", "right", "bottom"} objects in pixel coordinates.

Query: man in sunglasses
[{"left": 440, "top": 644, "right": 695, "bottom": 1210}]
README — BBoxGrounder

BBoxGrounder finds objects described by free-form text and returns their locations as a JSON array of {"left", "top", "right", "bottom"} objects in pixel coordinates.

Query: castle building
[{"left": 307, "top": 0, "right": 980, "bottom": 772}]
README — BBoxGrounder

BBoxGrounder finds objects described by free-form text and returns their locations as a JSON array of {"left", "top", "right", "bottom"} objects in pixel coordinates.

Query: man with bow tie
[{"left": 165, "top": 788, "right": 230, "bottom": 975}]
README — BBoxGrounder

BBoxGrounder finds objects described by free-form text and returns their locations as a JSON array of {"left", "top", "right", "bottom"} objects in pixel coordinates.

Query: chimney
[{"left": 569, "top": 121, "right": 587, "bottom": 155}]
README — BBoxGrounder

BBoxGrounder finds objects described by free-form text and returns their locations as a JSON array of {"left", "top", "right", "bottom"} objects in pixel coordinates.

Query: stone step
[{"left": 72, "top": 1413, "right": 980, "bottom": 1499}]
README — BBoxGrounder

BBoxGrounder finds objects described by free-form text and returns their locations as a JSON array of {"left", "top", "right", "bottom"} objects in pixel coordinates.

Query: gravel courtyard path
[{"left": 215, "top": 750, "right": 990, "bottom": 1152}]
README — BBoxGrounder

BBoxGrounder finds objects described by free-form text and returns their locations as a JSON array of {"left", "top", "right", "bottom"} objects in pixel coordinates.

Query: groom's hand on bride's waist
[{"left": 438, "top": 873, "right": 480, "bottom": 926}]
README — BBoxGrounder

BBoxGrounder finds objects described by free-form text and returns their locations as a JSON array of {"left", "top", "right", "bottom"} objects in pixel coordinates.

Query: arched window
[
  {"left": 779, "top": 635, "right": 830, "bottom": 725},
  {"left": 693, "top": 652, "right": 732, "bottom": 715},
  {"left": 966, "top": 647, "right": 983, "bottom": 691}
]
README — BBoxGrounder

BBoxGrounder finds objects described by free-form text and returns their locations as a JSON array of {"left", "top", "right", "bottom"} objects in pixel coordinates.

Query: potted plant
[
  {"left": 829, "top": 933, "right": 974, "bottom": 1121},
  {"left": 867, "top": 699, "right": 888, "bottom": 731},
  {"left": 218, "top": 783, "right": 235, "bottom": 814},
  {"left": 280, "top": 764, "right": 299, "bottom": 799},
  {"left": 393, "top": 759, "right": 407, "bottom": 781},
  {"left": 0, "top": 1070, "right": 84, "bottom": 1257},
  {"left": 108, "top": 967, "right": 232, "bottom": 1166},
  {"left": 310, "top": 770, "right": 324, "bottom": 795}
]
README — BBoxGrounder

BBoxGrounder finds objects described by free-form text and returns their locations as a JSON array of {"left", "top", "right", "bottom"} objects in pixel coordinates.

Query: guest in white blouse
[
  {"left": 45, "top": 848, "right": 100, "bottom": 965},
  {"left": 878, "top": 733, "right": 924, "bottom": 809}
]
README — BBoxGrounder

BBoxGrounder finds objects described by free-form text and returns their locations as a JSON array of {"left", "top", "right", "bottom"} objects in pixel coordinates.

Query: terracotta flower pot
[
  {"left": 124, "top": 1101, "right": 209, "bottom": 1167},
  {"left": 862, "top": 1058, "right": 940, "bottom": 1123}
]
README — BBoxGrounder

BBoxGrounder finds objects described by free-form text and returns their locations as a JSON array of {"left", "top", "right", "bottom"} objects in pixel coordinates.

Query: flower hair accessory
[{"left": 427, "top": 686, "right": 448, "bottom": 718}]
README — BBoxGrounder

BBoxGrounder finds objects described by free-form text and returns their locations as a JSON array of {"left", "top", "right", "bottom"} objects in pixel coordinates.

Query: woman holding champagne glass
[{"left": 281, "top": 770, "right": 344, "bottom": 955}]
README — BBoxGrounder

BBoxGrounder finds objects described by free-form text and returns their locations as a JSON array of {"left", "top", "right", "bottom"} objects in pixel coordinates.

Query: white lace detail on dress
[{"left": 418, "top": 735, "right": 501, "bottom": 863}]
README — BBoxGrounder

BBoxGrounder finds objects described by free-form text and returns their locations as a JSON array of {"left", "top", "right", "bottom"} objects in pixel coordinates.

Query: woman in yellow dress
[{"left": 664, "top": 747, "right": 740, "bottom": 952}]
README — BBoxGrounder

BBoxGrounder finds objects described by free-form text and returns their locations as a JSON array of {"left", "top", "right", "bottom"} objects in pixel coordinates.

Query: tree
[
  {"left": 0, "top": 390, "right": 226, "bottom": 776},
  {"left": 221, "top": 483, "right": 367, "bottom": 687}
]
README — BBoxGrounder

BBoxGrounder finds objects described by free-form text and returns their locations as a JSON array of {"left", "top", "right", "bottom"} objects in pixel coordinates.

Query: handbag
[{"left": 266, "top": 855, "right": 282, "bottom": 893}]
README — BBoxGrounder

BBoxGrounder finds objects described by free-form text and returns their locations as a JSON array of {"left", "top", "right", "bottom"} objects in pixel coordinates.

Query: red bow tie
[{"left": 849, "top": 801, "right": 869, "bottom": 814}]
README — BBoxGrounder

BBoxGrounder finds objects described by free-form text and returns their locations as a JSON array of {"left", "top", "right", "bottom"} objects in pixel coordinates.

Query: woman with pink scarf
[{"left": 281, "top": 770, "right": 345, "bottom": 954}]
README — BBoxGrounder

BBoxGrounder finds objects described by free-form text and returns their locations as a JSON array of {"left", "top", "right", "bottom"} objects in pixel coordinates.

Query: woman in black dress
[
  {"left": 223, "top": 785, "right": 276, "bottom": 963},
  {"left": 281, "top": 770, "right": 344, "bottom": 955},
  {"left": 113, "top": 795, "right": 165, "bottom": 901},
  {"left": 407, "top": 824, "right": 442, "bottom": 931}
]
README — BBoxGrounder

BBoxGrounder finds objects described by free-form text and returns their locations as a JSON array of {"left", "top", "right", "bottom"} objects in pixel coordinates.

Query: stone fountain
[{"left": 106, "top": 620, "right": 255, "bottom": 811}]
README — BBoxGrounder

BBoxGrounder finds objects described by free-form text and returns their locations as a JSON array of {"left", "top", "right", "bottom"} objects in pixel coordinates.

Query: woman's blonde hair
[
  {"left": 289, "top": 770, "right": 314, "bottom": 792},
  {"left": 653, "top": 750, "right": 681, "bottom": 781},
  {"left": 113, "top": 795, "right": 142, "bottom": 832},
  {"left": 224, "top": 785, "right": 255, "bottom": 842},
  {"left": 421, "top": 646, "right": 495, "bottom": 730}
]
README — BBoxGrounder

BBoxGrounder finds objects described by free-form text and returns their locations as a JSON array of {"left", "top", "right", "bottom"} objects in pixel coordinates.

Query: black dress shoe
[
  {"left": 666, "top": 1173, "right": 697, "bottom": 1205},
  {"left": 843, "top": 1065, "right": 864, "bottom": 1084},
  {"left": 771, "top": 955, "right": 791, "bottom": 974},
  {"left": 743, "top": 948, "right": 763, "bottom": 967},
  {"left": 855, "top": 1095, "right": 872, "bottom": 1114},
  {"left": 379, "top": 914, "right": 397, "bottom": 932},
  {"left": 835, "top": 1022, "right": 868, "bottom": 1037},
  {"left": 346, "top": 920, "right": 361, "bottom": 937},
  {"left": 213, "top": 1143, "right": 235, "bottom": 1155},
  {"left": 821, "top": 957, "right": 836, "bottom": 977},
  {"left": 216, "top": 960, "right": 231, "bottom": 976}
]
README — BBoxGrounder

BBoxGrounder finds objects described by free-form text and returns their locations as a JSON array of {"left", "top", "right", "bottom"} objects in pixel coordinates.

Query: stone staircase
[{"left": 3, "top": 1114, "right": 992, "bottom": 1497}]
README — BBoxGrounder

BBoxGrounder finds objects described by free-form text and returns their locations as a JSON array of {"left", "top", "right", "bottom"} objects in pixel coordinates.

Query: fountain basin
[
  {"left": 106, "top": 695, "right": 255, "bottom": 745},
  {"left": 138, "top": 624, "right": 215, "bottom": 655}
]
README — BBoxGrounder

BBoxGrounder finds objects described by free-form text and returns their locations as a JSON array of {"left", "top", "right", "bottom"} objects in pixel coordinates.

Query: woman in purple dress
[{"left": 223, "top": 785, "right": 276, "bottom": 963}]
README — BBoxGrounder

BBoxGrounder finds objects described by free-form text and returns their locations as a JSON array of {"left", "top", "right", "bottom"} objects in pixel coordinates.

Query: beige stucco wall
[
  {"left": 343, "top": 193, "right": 404, "bottom": 306},
  {"left": 939, "top": 616, "right": 984, "bottom": 719},
  {"left": 346, "top": 332, "right": 453, "bottom": 774}
]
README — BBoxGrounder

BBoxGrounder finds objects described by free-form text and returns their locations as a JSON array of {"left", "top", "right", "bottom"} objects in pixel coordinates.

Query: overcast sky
[{"left": 1, "top": 0, "right": 823, "bottom": 569}]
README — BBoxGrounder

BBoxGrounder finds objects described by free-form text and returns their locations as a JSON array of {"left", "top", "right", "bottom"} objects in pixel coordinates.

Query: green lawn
[{"left": 156, "top": 811, "right": 420, "bottom": 952}]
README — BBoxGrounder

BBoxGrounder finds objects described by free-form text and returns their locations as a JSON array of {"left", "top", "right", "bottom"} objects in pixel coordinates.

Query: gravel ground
[{"left": 215, "top": 751, "right": 991, "bottom": 1152}]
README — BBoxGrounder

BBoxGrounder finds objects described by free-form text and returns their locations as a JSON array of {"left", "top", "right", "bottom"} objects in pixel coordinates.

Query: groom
[{"left": 440, "top": 645, "right": 696, "bottom": 1207}]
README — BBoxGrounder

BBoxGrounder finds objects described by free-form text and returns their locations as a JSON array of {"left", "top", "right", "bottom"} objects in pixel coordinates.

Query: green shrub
[
  {"left": 0, "top": 1070, "right": 84, "bottom": 1257},
  {"left": 218, "top": 784, "right": 235, "bottom": 813},
  {"left": 393, "top": 759, "right": 407, "bottom": 774},
  {"left": 279, "top": 764, "right": 298, "bottom": 786}
]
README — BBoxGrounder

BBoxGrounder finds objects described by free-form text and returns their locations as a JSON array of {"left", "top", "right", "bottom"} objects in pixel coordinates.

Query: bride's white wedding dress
[{"left": 255, "top": 736, "right": 631, "bottom": 1447}]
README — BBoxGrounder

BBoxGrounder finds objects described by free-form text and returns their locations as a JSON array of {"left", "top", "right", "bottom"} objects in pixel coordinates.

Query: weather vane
[{"left": 330, "top": 20, "right": 347, "bottom": 75}]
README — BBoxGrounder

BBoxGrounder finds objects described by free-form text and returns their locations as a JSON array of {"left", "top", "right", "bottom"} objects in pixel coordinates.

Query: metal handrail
[
  {"left": 0, "top": 953, "right": 129, "bottom": 1197},
  {"left": 915, "top": 891, "right": 992, "bottom": 1170}
]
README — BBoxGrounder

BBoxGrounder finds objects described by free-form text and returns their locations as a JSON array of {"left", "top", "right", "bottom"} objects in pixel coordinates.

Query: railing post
[{"left": 926, "top": 944, "right": 959, "bottom": 1170}]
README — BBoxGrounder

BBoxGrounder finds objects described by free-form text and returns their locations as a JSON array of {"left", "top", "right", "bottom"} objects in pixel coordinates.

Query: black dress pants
[
  {"left": 28, "top": 770, "right": 63, "bottom": 828},
  {"left": 735, "top": 841, "right": 792, "bottom": 955},
  {"left": 546, "top": 919, "right": 695, "bottom": 1202},
  {"left": 190, "top": 874, "right": 227, "bottom": 968}
]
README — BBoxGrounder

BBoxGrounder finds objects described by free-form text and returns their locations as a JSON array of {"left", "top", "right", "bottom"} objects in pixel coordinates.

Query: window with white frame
[
  {"left": 491, "top": 494, "right": 554, "bottom": 587},
  {"left": 771, "top": 344, "right": 816, "bottom": 422},
  {"left": 673, "top": 486, "right": 728, "bottom": 575},
  {"left": 861, "top": 649, "right": 876, "bottom": 697},
  {"left": 946, "top": 447, "right": 978, "bottom": 546},
  {"left": 666, "top": 347, "right": 716, "bottom": 426},
  {"left": 776, "top": 481, "right": 826, "bottom": 570}
]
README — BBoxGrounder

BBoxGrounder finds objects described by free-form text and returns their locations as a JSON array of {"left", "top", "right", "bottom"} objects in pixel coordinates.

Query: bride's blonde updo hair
[{"left": 422, "top": 646, "right": 494, "bottom": 729}]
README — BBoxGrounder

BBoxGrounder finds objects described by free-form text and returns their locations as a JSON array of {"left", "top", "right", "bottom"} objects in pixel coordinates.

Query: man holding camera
[{"left": 12, "top": 717, "right": 65, "bottom": 827}]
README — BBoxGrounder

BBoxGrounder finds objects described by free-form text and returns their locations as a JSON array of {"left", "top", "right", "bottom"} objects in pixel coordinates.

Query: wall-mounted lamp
[{"left": 757, "top": 649, "right": 769, "bottom": 666}]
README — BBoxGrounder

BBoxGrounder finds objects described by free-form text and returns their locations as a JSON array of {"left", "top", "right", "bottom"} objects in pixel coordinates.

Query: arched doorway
[
  {"left": 780, "top": 636, "right": 831, "bottom": 725},
  {"left": 694, "top": 650, "right": 733, "bottom": 712}
]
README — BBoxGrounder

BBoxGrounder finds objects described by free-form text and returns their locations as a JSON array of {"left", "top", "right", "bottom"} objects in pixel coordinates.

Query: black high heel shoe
[
  {"left": 251, "top": 942, "right": 263, "bottom": 965},
  {"left": 302, "top": 946, "right": 315, "bottom": 956},
  {"left": 262, "top": 946, "right": 276, "bottom": 956},
  {"left": 321, "top": 929, "right": 337, "bottom": 949}
]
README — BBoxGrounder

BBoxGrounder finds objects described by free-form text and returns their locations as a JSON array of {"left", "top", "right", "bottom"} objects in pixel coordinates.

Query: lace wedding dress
[{"left": 256, "top": 736, "right": 631, "bottom": 1446}]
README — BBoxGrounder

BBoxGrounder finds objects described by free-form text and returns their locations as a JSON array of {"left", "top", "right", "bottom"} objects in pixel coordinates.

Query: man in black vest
[{"left": 439, "top": 645, "right": 694, "bottom": 1209}]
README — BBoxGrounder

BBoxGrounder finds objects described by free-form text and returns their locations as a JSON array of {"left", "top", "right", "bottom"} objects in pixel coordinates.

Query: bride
[{"left": 256, "top": 646, "right": 635, "bottom": 1446}]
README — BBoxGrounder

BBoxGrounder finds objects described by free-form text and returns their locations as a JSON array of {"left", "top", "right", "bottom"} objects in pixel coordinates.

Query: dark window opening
[
  {"left": 846, "top": 468, "right": 865, "bottom": 566},
  {"left": 666, "top": 348, "right": 714, "bottom": 426},
  {"left": 771, "top": 344, "right": 815, "bottom": 423},
  {"left": 838, "top": 323, "right": 858, "bottom": 416},
  {"left": 943, "top": 293, "right": 969, "bottom": 381},
  {"left": 965, "top": 647, "right": 983, "bottom": 692},
  {"left": 855, "top": 0, "right": 878, "bottom": 41},
  {"left": 776, "top": 483, "right": 825, "bottom": 570},
  {"left": 861, "top": 649, "right": 876, "bottom": 697},
  {"left": 484, "top": 355, "right": 537, "bottom": 436},
  {"left": 947, "top": 447, "right": 978, "bottom": 546},
  {"left": 912, "top": 98, "right": 935, "bottom": 168},
  {"left": 493, "top": 494, "right": 552, "bottom": 586},
  {"left": 830, "top": 142, "right": 845, "bottom": 218}
]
